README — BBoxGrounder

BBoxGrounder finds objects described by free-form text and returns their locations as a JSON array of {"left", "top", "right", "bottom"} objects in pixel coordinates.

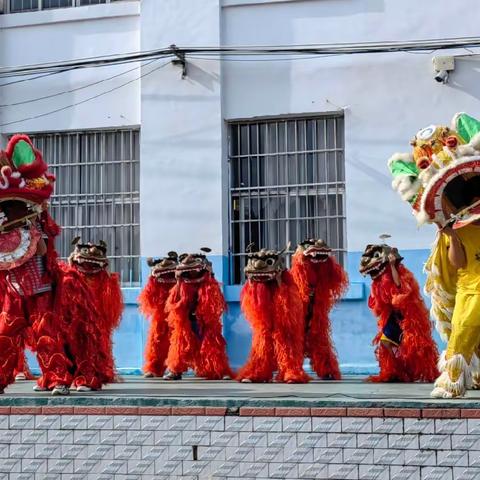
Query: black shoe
[{"left": 163, "top": 372, "right": 182, "bottom": 381}]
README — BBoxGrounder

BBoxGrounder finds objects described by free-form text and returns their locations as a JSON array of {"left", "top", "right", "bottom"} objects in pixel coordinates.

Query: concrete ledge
[{"left": 0, "top": 405, "right": 479, "bottom": 418}]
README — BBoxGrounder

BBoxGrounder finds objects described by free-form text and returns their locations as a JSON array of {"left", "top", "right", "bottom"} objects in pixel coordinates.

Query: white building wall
[
  {"left": 139, "top": 0, "right": 224, "bottom": 257},
  {"left": 0, "top": 1, "right": 140, "bottom": 134},
  {"left": 221, "top": 0, "right": 480, "bottom": 252}
]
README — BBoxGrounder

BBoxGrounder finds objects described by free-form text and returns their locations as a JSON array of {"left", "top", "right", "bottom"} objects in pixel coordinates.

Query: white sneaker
[
  {"left": 52, "top": 385, "right": 70, "bottom": 396},
  {"left": 76, "top": 385, "right": 92, "bottom": 392},
  {"left": 15, "top": 373, "right": 26, "bottom": 381},
  {"left": 33, "top": 384, "right": 49, "bottom": 392},
  {"left": 241, "top": 378, "right": 252, "bottom": 383}
]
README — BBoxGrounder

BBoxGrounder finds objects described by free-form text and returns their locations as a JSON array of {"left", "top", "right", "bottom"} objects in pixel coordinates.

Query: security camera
[
  {"left": 432, "top": 56, "right": 455, "bottom": 85},
  {"left": 434, "top": 70, "right": 449, "bottom": 84}
]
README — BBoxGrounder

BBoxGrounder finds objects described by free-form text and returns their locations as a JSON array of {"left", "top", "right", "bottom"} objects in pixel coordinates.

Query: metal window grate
[
  {"left": 6, "top": 0, "right": 132, "bottom": 13},
  {"left": 228, "top": 114, "right": 346, "bottom": 284},
  {"left": 29, "top": 129, "right": 140, "bottom": 286}
]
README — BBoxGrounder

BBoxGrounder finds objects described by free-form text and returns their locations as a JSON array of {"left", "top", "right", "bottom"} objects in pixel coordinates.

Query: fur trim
[
  {"left": 451, "top": 112, "right": 466, "bottom": 131},
  {"left": 432, "top": 354, "right": 468, "bottom": 398},
  {"left": 387, "top": 152, "right": 413, "bottom": 168},
  {"left": 468, "top": 131, "right": 480, "bottom": 151},
  {"left": 414, "top": 209, "right": 431, "bottom": 226},
  {"left": 391, "top": 175, "right": 421, "bottom": 202}
]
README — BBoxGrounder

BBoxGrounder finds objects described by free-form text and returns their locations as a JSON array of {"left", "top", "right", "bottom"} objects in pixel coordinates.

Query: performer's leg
[
  {"left": 367, "top": 340, "right": 408, "bottom": 383},
  {"left": 308, "top": 312, "right": 341, "bottom": 380},
  {"left": 196, "top": 320, "right": 232, "bottom": 380},
  {"left": 144, "top": 314, "right": 170, "bottom": 377},
  {"left": 165, "top": 314, "right": 197, "bottom": 378},
  {"left": 30, "top": 292, "right": 72, "bottom": 391},
  {"left": 0, "top": 295, "right": 27, "bottom": 392},
  {"left": 273, "top": 323, "right": 310, "bottom": 384},
  {"left": 431, "top": 293, "right": 480, "bottom": 398},
  {"left": 236, "top": 324, "right": 275, "bottom": 383}
]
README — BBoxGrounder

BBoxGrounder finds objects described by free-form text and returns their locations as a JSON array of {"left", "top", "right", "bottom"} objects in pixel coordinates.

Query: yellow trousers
[
  {"left": 434, "top": 293, "right": 480, "bottom": 397},
  {"left": 446, "top": 293, "right": 480, "bottom": 365}
]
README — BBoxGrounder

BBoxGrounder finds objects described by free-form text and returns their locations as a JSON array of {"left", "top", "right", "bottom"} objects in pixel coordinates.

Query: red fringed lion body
[
  {"left": 291, "top": 239, "right": 348, "bottom": 380},
  {"left": 236, "top": 247, "right": 310, "bottom": 384},
  {"left": 139, "top": 253, "right": 178, "bottom": 377},
  {"left": 360, "top": 243, "right": 439, "bottom": 382},
  {"left": 164, "top": 250, "right": 232, "bottom": 380},
  {"left": 56, "top": 238, "right": 123, "bottom": 390},
  {"left": 0, "top": 135, "right": 73, "bottom": 394}
]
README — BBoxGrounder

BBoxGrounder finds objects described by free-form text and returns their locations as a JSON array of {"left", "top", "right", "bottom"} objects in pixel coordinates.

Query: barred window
[
  {"left": 29, "top": 129, "right": 140, "bottom": 286},
  {"left": 228, "top": 114, "right": 346, "bottom": 284},
  {"left": 6, "top": 0, "right": 132, "bottom": 13}
]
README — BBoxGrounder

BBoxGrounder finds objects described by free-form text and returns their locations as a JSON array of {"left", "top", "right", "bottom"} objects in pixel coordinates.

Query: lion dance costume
[
  {"left": 139, "top": 253, "right": 178, "bottom": 378},
  {"left": 236, "top": 245, "right": 310, "bottom": 384},
  {"left": 291, "top": 239, "right": 348, "bottom": 380},
  {"left": 360, "top": 243, "right": 438, "bottom": 382},
  {"left": 56, "top": 238, "right": 123, "bottom": 391},
  {"left": 0, "top": 135, "right": 72, "bottom": 395},
  {"left": 163, "top": 248, "right": 232, "bottom": 380},
  {"left": 389, "top": 112, "right": 480, "bottom": 397}
]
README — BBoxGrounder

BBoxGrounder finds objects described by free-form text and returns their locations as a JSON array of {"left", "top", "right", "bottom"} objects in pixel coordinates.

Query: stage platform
[
  {"left": 2, "top": 376, "right": 480, "bottom": 409},
  {"left": 1, "top": 376, "right": 480, "bottom": 479}
]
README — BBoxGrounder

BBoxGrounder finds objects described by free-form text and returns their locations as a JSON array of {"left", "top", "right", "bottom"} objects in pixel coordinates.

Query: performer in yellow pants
[{"left": 430, "top": 223, "right": 480, "bottom": 398}]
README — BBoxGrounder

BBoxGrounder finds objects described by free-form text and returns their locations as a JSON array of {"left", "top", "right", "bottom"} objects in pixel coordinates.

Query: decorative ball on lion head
[
  {"left": 68, "top": 237, "right": 109, "bottom": 275},
  {"left": 388, "top": 113, "right": 480, "bottom": 228},
  {"left": 0, "top": 135, "right": 55, "bottom": 271}
]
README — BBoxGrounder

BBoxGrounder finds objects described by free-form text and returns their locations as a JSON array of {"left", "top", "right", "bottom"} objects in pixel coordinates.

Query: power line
[
  {"left": 0, "top": 58, "right": 172, "bottom": 128},
  {"left": 0, "top": 59, "right": 157, "bottom": 108},
  {"left": 2, "top": 37, "right": 480, "bottom": 79}
]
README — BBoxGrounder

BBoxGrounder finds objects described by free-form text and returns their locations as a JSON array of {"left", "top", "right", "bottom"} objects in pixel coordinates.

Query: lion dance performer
[
  {"left": 360, "top": 240, "right": 439, "bottom": 382},
  {"left": 0, "top": 135, "right": 72, "bottom": 395},
  {"left": 139, "top": 252, "right": 178, "bottom": 378},
  {"left": 56, "top": 238, "right": 123, "bottom": 391},
  {"left": 236, "top": 245, "right": 310, "bottom": 384},
  {"left": 389, "top": 113, "right": 480, "bottom": 397},
  {"left": 163, "top": 248, "right": 232, "bottom": 380},
  {"left": 291, "top": 239, "right": 348, "bottom": 380}
]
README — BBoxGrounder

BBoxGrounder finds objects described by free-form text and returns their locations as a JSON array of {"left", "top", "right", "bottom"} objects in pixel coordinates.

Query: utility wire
[
  {"left": 2, "top": 36, "right": 480, "bottom": 79},
  {"left": 0, "top": 59, "right": 157, "bottom": 108},
  {"left": 0, "top": 58, "right": 172, "bottom": 128}
]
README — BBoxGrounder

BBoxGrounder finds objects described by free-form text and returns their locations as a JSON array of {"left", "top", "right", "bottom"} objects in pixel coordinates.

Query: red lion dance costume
[
  {"left": 360, "top": 242, "right": 438, "bottom": 382},
  {"left": 56, "top": 238, "right": 123, "bottom": 391},
  {"left": 236, "top": 245, "right": 310, "bottom": 384},
  {"left": 163, "top": 248, "right": 232, "bottom": 380},
  {"left": 0, "top": 135, "right": 72, "bottom": 395},
  {"left": 139, "top": 253, "right": 178, "bottom": 378},
  {"left": 291, "top": 239, "right": 348, "bottom": 380}
]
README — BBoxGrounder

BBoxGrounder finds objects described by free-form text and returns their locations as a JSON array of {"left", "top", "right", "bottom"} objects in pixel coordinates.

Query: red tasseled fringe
[
  {"left": 165, "top": 274, "right": 232, "bottom": 379},
  {"left": 291, "top": 253, "right": 348, "bottom": 380},
  {"left": 367, "top": 264, "right": 439, "bottom": 382},
  {"left": 138, "top": 277, "right": 173, "bottom": 377},
  {"left": 55, "top": 264, "right": 123, "bottom": 388},
  {"left": 236, "top": 271, "right": 310, "bottom": 383}
]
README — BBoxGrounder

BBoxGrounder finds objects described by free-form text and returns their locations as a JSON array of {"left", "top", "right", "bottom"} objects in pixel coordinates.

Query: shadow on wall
[{"left": 449, "top": 56, "right": 480, "bottom": 101}]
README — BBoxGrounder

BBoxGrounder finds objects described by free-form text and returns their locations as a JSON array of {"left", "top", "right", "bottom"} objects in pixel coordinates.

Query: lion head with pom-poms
[
  {"left": 0, "top": 135, "right": 56, "bottom": 270},
  {"left": 388, "top": 113, "right": 480, "bottom": 228}
]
